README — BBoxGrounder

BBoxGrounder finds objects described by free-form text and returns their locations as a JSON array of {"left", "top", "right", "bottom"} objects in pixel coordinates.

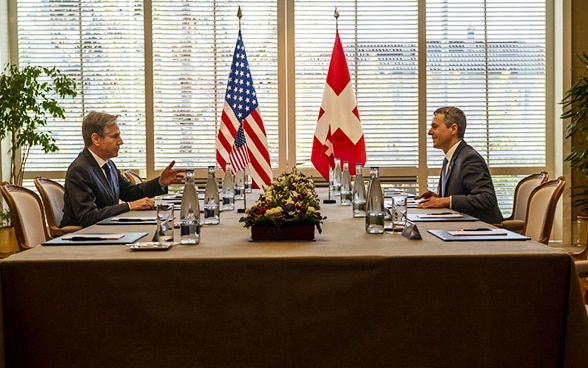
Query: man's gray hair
[
  {"left": 82, "top": 111, "right": 119, "bottom": 147},
  {"left": 434, "top": 106, "right": 467, "bottom": 139}
]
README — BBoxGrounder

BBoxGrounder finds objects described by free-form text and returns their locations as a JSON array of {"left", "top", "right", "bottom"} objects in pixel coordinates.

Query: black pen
[{"left": 428, "top": 212, "right": 453, "bottom": 215}]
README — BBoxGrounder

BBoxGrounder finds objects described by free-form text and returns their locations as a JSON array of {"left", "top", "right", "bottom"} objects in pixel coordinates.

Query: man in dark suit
[
  {"left": 415, "top": 106, "right": 503, "bottom": 224},
  {"left": 60, "top": 111, "right": 185, "bottom": 228}
]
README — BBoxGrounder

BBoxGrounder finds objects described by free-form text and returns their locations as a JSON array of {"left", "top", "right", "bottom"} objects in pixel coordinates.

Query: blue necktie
[
  {"left": 440, "top": 158, "right": 448, "bottom": 197},
  {"left": 103, "top": 162, "right": 115, "bottom": 192}
]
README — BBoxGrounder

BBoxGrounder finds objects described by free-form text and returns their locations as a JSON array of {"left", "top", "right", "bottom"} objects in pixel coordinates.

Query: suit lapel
[
  {"left": 83, "top": 148, "right": 119, "bottom": 204},
  {"left": 441, "top": 141, "right": 465, "bottom": 197}
]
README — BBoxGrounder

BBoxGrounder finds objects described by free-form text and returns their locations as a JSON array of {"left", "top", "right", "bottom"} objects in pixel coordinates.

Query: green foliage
[
  {"left": 0, "top": 208, "right": 10, "bottom": 227},
  {"left": 0, "top": 63, "right": 77, "bottom": 185},
  {"left": 562, "top": 52, "right": 588, "bottom": 214}
]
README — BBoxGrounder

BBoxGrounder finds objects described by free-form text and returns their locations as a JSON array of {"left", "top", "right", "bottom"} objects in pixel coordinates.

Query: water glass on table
[
  {"left": 392, "top": 193, "right": 408, "bottom": 230},
  {"left": 156, "top": 202, "right": 175, "bottom": 245}
]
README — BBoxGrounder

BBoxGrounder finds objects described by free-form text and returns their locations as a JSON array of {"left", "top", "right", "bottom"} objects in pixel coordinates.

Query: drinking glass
[
  {"left": 392, "top": 194, "right": 408, "bottom": 229},
  {"left": 156, "top": 202, "right": 175, "bottom": 245}
]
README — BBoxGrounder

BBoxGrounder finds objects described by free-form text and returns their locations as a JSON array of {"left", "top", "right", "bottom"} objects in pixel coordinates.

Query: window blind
[
  {"left": 426, "top": 0, "right": 546, "bottom": 168},
  {"left": 151, "top": 0, "right": 278, "bottom": 170},
  {"left": 18, "top": 0, "right": 147, "bottom": 171},
  {"left": 13, "top": 0, "right": 548, "bottom": 216},
  {"left": 294, "top": 1, "right": 420, "bottom": 168}
]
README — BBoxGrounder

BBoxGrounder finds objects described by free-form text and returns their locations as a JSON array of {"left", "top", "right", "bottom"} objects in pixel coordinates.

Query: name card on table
[{"left": 401, "top": 221, "right": 422, "bottom": 240}]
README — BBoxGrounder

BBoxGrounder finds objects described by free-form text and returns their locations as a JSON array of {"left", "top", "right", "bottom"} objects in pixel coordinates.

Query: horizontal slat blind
[
  {"left": 18, "top": 0, "right": 146, "bottom": 171},
  {"left": 151, "top": 0, "right": 278, "bottom": 170},
  {"left": 426, "top": 0, "right": 546, "bottom": 168},
  {"left": 13, "top": 0, "right": 548, "bottom": 216},
  {"left": 294, "top": 1, "right": 419, "bottom": 168}
]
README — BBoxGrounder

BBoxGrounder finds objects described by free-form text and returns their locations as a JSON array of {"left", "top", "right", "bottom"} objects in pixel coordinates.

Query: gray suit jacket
[
  {"left": 60, "top": 148, "right": 167, "bottom": 227},
  {"left": 438, "top": 141, "right": 503, "bottom": 224}
]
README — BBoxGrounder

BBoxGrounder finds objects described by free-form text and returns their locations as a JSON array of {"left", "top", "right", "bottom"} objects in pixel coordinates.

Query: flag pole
[
  {"left": 236, "top": 6, "right": 247, "bottom": 214},
  {"left": 238, "top": 169, "right": 247, "bottom": 213},
  {"left": 323, "top": 7, "right": 340, "bottom": 205}
]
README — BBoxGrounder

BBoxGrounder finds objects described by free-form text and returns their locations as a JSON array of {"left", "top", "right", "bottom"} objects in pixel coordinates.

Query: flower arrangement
[{"left": 239, "top": 168, "right": 326, "bottom": 233}]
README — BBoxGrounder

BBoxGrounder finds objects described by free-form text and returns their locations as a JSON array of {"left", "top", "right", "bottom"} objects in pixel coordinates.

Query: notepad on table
[
  {"left": 447, "top": 229, "right": 508, "bottom": 236},
  {"left": 62, "top": 233, "right": 125, "bottom": 241},
  {"left": 417, "top": 213, "right": 464, "bottom": 218},
  {"left": 110, "top": 217, "right": 156, "bottom": 222}
]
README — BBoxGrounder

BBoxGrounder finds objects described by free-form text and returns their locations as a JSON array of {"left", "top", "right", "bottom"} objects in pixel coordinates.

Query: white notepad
[
  {"left": 417, "top": 213, "right": 464, "bottom": 218},
  {"left": 62, "top": 233, "right": 125, "bottom": 240},
  {"left": 110, "top": 217, "right": 156, "bottom": 222},
  {"left": 447, "top": 229, "right": 508, "bottom": 236}
]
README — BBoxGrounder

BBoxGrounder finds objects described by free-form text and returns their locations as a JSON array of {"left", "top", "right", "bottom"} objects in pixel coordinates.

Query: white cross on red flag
[{"left": 311, "top": 30, "right": 366, "bottom": 179}]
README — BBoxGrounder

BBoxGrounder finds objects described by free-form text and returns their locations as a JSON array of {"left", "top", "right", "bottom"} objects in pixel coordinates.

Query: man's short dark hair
[
  {"left": 82, "top": 111, "right": 119, "bottom": 147},
  {"left": 434, "top": 106, "right": 467, "bottom": 139}
]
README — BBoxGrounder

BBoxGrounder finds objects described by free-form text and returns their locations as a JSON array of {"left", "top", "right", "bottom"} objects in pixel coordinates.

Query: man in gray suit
[
  {"left": 415, "top": 106, "right": 503, "bottom": 224},
  {"left": 60, "top": 111, "right": 185, "bottom": 228}
]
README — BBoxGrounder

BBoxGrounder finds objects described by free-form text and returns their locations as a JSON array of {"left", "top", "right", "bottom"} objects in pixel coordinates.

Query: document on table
[
  {"left": 62, "top": 233, "right": 125, "bottom": 240},
  {"left": 417, "top": 212, "right": 464, "bottom": 218},
  {"left": 447, "top": 228, "right": 508, "bottom": 236},
  {"left": 97, "top": 216, "right": 157, "bottom": 225},
  {"left": 428, "top": 229, "right": 531, "bottom": 241},
  {"left": 42, "top": 232, "right": 149, "bottom": 245},
  {"left": 407, "top": 212, "right": 478, "bottom": 222}
]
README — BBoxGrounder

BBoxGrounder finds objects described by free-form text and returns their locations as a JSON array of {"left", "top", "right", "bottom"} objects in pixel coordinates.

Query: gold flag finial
[
  {"left": 334, "top": 7, "right": 339, "bottom": 30},
  {"left": 237, "top": 6, "right": 243, "bottom": 30}
]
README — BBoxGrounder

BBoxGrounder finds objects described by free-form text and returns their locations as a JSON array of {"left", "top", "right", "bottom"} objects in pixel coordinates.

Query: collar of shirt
[
  {"left": 88, "top": 148, "right": 109, "bottom": 177},
  {"left": 444, "top": 140, "right": 462, "bottom": 171}
]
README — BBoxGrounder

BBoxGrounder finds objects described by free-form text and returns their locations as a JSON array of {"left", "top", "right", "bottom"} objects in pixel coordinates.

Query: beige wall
[{"left": 572, "top": 0, "right": 588, "bottom": 57}]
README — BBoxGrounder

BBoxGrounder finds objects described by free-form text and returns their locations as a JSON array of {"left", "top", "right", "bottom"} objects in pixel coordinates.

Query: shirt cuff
[{"left": 449, "top": 195, "right": 453, "bottom": 209}]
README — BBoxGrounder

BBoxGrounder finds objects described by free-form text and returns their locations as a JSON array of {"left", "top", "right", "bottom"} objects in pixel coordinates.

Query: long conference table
[{"left": 0, "top": 191, "right": 587, "bottom": 368}]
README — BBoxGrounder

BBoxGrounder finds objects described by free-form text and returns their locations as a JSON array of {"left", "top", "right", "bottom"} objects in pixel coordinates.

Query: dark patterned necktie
[
  {"left": 440, "top": 158, "right": 448, "bottom": 197},
  {"left": 102, "top": 162, "right": 115, "bottom": 191}
]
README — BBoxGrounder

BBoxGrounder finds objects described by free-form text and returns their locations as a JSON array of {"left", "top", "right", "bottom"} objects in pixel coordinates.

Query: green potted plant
[
  {"left": 0, "top": 63, "right": 77, "bottom": 186},
  {"left": 562, "top": 52, "right": 588, "bottom": 243},
  {"left": 0, "top": 208, "right": 18, "bottom": 257}
]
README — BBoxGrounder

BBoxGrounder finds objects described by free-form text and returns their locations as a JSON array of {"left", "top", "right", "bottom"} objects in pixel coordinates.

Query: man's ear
[
  {"left": 91, "top": 133, "right": 101, "bottom": 146},
  {"left": 450, "top": 123, "right": 459, "bottom": 135}
]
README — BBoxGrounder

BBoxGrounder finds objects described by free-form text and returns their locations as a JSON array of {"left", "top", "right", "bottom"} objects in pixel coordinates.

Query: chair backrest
[
  {"left": 1, "top": 182, "right": 50, "bottom": 251},
  {"left": 34, "top": 177, "right": 67, "bottom": 238},
  {"left": 522, "top": 176, "right": 566, "bottom": 245},
  {"left": 508, "top": 171, "right": 549, "bottom": 221},
  {"left": 123, "top": 170, "right": 143, "bottom": 184}
]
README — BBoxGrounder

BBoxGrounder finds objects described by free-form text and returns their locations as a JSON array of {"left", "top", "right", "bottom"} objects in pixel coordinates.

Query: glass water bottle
[
  {"left": 180, "top": 169, "right": 200, "bottom": 244},
  {"left": 222, "top": 163, "right": 235, "bottom": 211},
  {"left": 365, "top": 167, "right": 385, "bottom": 234},
  {"left": 244, "top": 166, "right": 252, "bottom": 193},
  {"left": 204, "top": 166, "right": 220, "bottom": 225},
  {"left": 234, "top": 170, "right": 245, "bottom": 200},
  {"left": 332, "top": 158, "right": 342, "bottom": 196},
  {"left": 340, "top": 161, "right": 352, "bottom": 206},
  {"left": 352, "top": 164, "right": 367, "bottom": 217}
]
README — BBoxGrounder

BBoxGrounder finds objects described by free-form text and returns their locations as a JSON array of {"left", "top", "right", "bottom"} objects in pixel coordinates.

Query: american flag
[
  {"left": 216, "top": 30, "right": 272, "bottom": 188},
  {"left": 229, "top": 122, "right": 250, "bottom": 174}
]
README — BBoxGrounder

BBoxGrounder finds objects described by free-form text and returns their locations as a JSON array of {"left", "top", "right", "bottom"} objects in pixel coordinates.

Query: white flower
[{"left": 266, "top": 207, "right": 283, "bottom": 216}]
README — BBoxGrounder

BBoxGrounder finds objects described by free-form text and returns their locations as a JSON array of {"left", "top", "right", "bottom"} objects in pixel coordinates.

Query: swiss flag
[{"left": 311, "top": 30, "right": 366, "bottom": 180}]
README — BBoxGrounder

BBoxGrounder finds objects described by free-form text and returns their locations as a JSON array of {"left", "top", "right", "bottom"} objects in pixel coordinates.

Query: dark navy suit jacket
[
  {"left": 438, "top": 140, "right": 503, "bottom": 224},
  {"left": 60, "top": 147, "right": 166, "bottom": 227}
]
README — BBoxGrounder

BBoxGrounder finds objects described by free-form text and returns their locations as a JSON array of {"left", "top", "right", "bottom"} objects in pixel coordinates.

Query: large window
[{"left": 11, "top": 0, "right": 549, "bottom": 216}]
